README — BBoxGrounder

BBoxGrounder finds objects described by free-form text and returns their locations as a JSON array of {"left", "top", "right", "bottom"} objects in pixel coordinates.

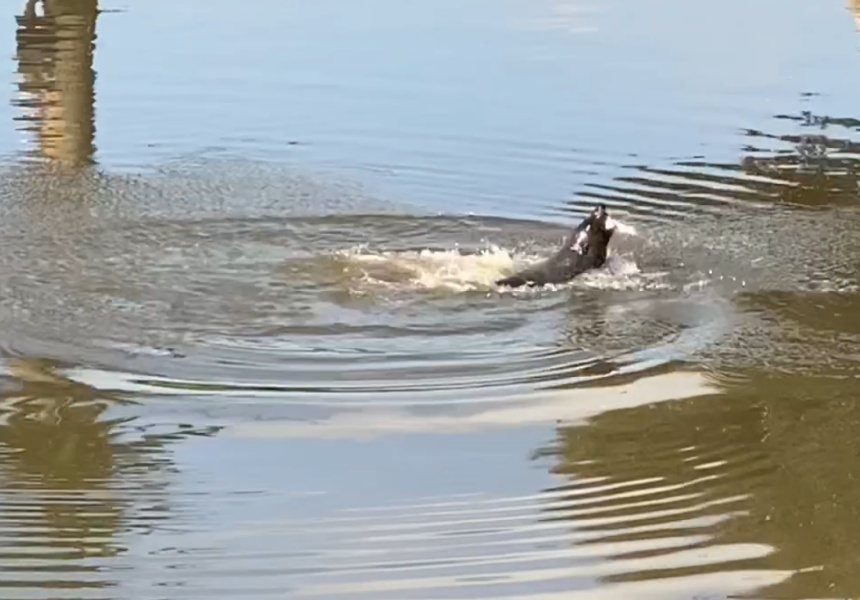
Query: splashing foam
[
  {"left": 337, "top": 245, "right": 527, "bottom": 293},
  {"left": 336, "top": 220, "right": 667, "bottom": 293},
  {"left": 575, "top": 255, "right": 669, "bottom": 291}
]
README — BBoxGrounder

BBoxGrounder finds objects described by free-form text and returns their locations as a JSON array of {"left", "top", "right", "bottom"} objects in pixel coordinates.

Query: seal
[{"left": 496, "top": 204, "right": 618, "bottom": 288}]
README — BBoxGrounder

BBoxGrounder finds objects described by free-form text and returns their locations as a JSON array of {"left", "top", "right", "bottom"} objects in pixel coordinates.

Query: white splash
[
  {"left": 335, "top": 218, "right": 648, "bottom": 294},
  {"left": 336, "top": 245, "right": 534, "bottom": 293},
  {"left": 576, "top": 255, "right": 671, "bottom": 291},
  {"left": 606, "top": 216, "right": 638, "bottom": 236}
]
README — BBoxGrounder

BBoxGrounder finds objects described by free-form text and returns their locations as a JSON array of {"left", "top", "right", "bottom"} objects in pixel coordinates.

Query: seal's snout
[{"left": 592, "top": 204, "right": 610, "bottom": 227}]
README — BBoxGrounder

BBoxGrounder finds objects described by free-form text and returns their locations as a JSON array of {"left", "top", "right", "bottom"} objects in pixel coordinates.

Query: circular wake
[
  {"left": 0, "top": 171, "right": 721, "bottom": 419},
  {"left": 11, "top": 162, "right": 842, "bottom": 430}
]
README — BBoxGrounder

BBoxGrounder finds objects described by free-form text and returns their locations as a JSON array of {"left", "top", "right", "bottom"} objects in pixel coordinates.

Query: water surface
[{"left": 1, "top": 0, "right": 860, "bottom": 598}]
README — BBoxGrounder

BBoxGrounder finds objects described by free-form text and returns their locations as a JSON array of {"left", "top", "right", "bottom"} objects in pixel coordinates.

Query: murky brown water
[{"left": 1, "top": 0, "right": 860, "bottom": 598}]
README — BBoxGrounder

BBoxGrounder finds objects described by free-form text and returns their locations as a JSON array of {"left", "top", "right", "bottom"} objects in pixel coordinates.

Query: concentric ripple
[
  {"left": 48, "top": 430, "right": 788, "bottom": 600},
  {"left": 0, "top": 162, "right": 735, "bottom": 414}
]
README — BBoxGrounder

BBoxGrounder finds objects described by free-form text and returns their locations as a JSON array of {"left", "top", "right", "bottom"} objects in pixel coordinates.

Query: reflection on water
[
  {"left": 0, "top": 355, "right": 218, "bottom": 593},
  {"left": 741, "top": 109, "right": 860, "bottom": 207},
  {"left": 14, "top": 0, "right": 98, "bottom": 168},
  {"left": 540, "top": 370, "right": 860, "bottom": 598},
  {"left": 0, "top": 0, "right": 860, "bottom": 598},
  {"left": 578, "top": 107, "right": 860, "bottom": 216}
]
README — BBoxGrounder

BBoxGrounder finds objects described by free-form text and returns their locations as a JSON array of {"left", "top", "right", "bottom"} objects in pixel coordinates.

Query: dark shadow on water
[
  {"left": 0, "top": 355, "right": 219, "bottom": 594},
  {"left": 541, "top": 103, "right": 860, "bottom": 593},
  {"left": 534, "top": 369, "right": 860, "bottom": 599},
  {"left": 569, "top": 104, "right": 860, "bottom": 222},
  {"left": 710, "top": 290, "right": 860, "bottom": 382},
  {"left": 14, "top": 0, "right": 99, "bottom": 169},
  {"left": 738, "top": 108, "right": 860, "bottom": 208}
]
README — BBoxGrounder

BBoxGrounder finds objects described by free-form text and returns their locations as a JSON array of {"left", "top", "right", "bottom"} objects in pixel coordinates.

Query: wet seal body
[{"left": 496, "top": 204, "right": 618, "bottom": 288}]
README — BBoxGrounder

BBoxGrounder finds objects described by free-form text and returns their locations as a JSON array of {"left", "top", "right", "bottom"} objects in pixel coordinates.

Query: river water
[{"left": 1, "top": 0, "right": 859, "bottom": 598}]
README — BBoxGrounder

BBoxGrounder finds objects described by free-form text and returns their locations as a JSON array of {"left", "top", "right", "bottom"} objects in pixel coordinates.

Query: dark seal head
[
  {"left": 496, "top": 204, "right": 619, "bottom": 288},
  {"left": 569, "top": 203, "right": 615, "bottom": 265}
]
